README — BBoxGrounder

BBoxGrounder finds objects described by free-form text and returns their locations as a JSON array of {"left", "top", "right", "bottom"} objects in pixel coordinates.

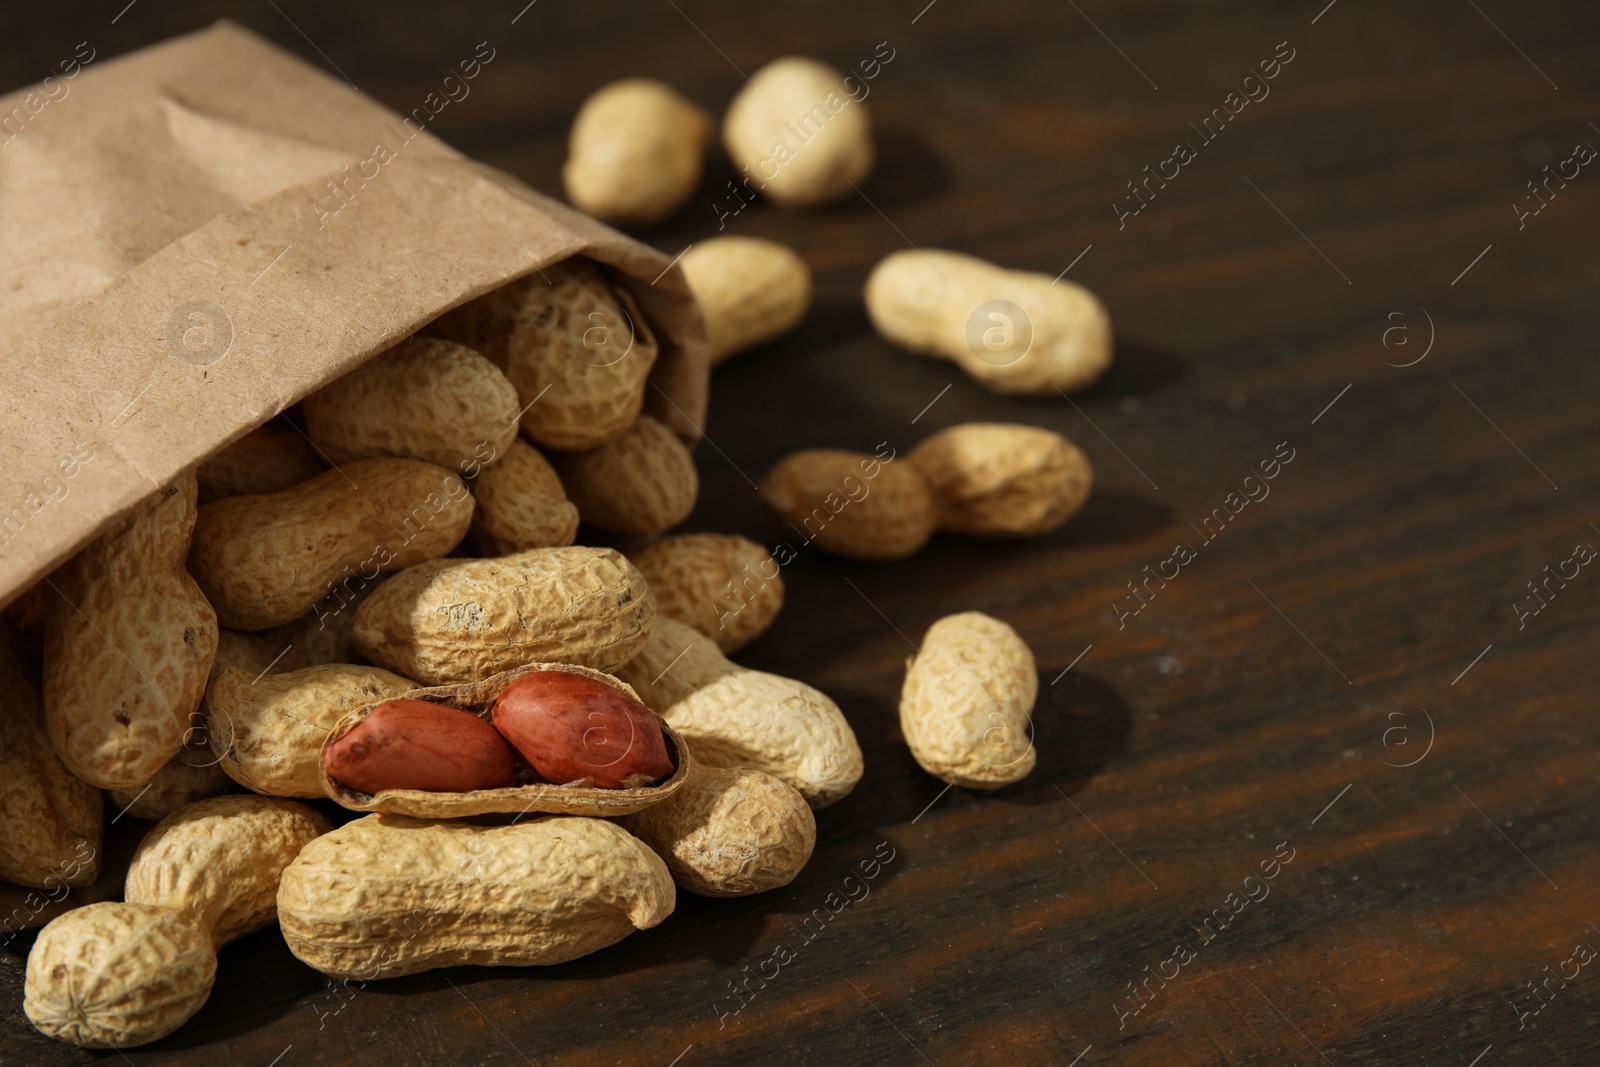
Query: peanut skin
[
  {"left": 324, "top": 698, "right": 517, "bottom": 794},
  {"left": 492, "top": 671, "right": 674, "bottom": 788},
  {"left": 319, "top": 663, "right": 689, "bottom": 819}
]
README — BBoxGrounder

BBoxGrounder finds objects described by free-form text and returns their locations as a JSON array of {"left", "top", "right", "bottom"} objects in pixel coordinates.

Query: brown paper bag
[{"left": 0, "top": 21, "right": 709, "bottom": 609}]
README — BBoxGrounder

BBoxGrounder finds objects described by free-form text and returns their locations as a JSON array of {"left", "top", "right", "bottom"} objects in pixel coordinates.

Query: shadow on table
[
  {"left": 678, "top": 124, "right": 953, "bottom": 233},
  {"left": 152, "top": 926, "right": 338, "bottom": 1049},
  {"left": 385, "top": 845, "right": 905, "bottom": 983},
  {"left": 814, "top": 669, "right": 1131, "bottom": 827},
  {"left": 1021, "top": 488, "right": 1174, "bottom": 549},
  {"left": 846, "top": 125, "right": 955, "bottom": 210},
  {"left": 1077, "top": 337, "right": 1188, "bottom": 400},
  {"left": 1006, "top": 670, "right": 1132, "bottom": 805},
  {"left": 864, "top": 670, "right": 1134, "bottom": 818}
]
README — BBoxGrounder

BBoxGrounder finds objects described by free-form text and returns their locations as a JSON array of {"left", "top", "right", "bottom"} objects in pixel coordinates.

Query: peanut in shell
[
  {"left": 908, "top": 422, "right": 1093, "bottom": 537},
  {"left": 555, "top": 414, "right": 698, "bottom": 536},
  {"left": 0, "top": 631, "right": 103, "bottom": 888},
  {"left": 759, "top": 448, "right": 936, "bottom": 562},
  {"left": 43, "top": 471, "right": 218, "bottom": 789},
  {"left": 278, "top": 812, "right": 675, "bottom": 980},
  {"left": 350, "top": 546, "right": 654, "bottom": 685},
  {"left": 469, "top": 436, "right": 580, "bottom": 553},
  {"left": 620, "top": 764, "right": 815, "bottom": 897},
  {"left": 188, "top": 457, "right": 474, "bottom": 631},
  {"left": 302, "top": 336, "right": 519, "bottom": 471},
  {"left": 899, "top": 611, "right": 1038, "bottom": 789},
  {"left": 504, "top": 259, "right": 660, "bottom": 451},
  {"left": 631, "top": 533, "right": 784, "bottom": 652},
  {"left": 615, "top": 618, "right": 861, "bottom": 808},
  {"left": 24, "top": 796, "right": 330, "bottom": 1048}
]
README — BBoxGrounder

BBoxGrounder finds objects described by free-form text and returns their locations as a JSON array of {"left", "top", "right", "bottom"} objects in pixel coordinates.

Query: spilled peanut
[
  {"left": 724, "top": 56, "right": 874, "bottom": 207},
  {"left": 564, "top": 78, "right": 711, "bottom": 226},
  {"left": 866, "top": 249, "right": 1113, "bottom": 395},
  {"left": 900, "top": 612, "right": 1038, "bottom": 789},
  {"left": 680, "top": 236, "right": 811, "bottom": 365}
]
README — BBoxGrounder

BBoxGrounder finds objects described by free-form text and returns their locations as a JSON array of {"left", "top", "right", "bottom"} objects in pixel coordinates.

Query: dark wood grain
[{"left": 5, "top": 0, "right": 1600, "bottom": 1064}]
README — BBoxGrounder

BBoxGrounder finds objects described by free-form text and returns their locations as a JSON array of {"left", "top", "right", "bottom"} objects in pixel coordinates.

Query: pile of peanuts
[{"left": 0, "top": 53, "right": 1112, "bottom": 1050}]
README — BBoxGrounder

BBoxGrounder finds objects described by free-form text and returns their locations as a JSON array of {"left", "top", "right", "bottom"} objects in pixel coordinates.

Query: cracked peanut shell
[
  {"left": 615, "top": 618, "right": 862, "bottom": 807},
  {"left": 189, "top": 457, "right": 474, "bottom": 631},
  {"left": 278, "top": 813, "right": 675, "bottom": 979},
  {"left": 620, "top": 763, "right": 815, "bottom": 897},
  {"left": 908, "top": 422, "right": 1093, "bottom": 537},
  {"left": 899, "top": 612, "right": 1038, "bottom": 789},
  {"left": 319, "top": 662, "right": 688, "bottom": 818},
  {"left": 44, "top": 470, "right": 218, "bottom": 789},
  {"left": 351, "top": 546, "right": 655, "bottom": 685}
]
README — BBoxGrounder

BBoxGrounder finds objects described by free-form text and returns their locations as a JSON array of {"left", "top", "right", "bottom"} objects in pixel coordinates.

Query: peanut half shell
[{"left": 320, "top": 663, "right": 690, "bottom": 818}]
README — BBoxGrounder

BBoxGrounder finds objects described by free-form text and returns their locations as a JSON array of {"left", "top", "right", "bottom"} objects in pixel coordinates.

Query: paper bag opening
[{"left": 0, "top": 21, "right": 710, "bottom": 610}]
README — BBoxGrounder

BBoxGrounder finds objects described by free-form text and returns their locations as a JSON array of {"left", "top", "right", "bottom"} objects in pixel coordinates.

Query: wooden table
[{"left": 4, "top": 1, "right": 1599, "bottom": 1063}]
